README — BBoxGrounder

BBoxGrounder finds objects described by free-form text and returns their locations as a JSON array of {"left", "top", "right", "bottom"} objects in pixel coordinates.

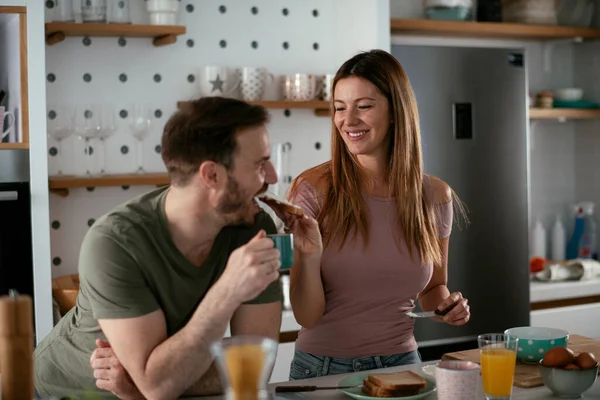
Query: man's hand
[
  {"left": 90, "top": 339, "right": 144, "bottom": 400},
  {"left": 218, "top": 230, "right": 281, "bottom": 303}
]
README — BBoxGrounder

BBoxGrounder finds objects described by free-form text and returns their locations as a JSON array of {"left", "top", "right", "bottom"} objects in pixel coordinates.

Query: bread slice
[
  {"left": 258, "top": 193, "right": 305, "bottom": 217},
  {"left": 367, "top": 371, "right": 426, "bottom": 392},
  {"left": 362, "top": 378, "right": 420, "bottom": 398}
]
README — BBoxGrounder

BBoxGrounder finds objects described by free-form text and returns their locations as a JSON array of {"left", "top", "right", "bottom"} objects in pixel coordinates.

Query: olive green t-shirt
[{"left": 34, "top": 186, "right": 282, "bottom": 399}]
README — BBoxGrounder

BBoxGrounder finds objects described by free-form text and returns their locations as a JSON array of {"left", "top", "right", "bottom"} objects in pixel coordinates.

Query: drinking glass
[
  {"left": 96, "top": 104, "right": 116, "bottom": 175},
  {"left": 81, "top": 0, "right": 107, "bottom": 23},
  {"left": 47, "top": 105, "right": 75, "bottom": 176},
  {"left": 478, "top": 333, "right": 519, "bottom": 400},
  {"left": 128, "top": 104, "right": 152, "bottom": 174},
  {"left": 74, "top": 104, "right": 102, "bottom": 176},
  {"left": 210, "top": 336, "right": 278, "bottom": 400}
]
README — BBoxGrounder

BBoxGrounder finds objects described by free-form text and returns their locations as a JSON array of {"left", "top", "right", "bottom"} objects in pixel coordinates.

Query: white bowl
[
  {"left": 145, "top": 0, "right": 180, "bottom": 13},
  {"left": 554, "top": 88, "right": 583, "bottom": 101},
  {"left": 149, "top": 12, "right": 177, "bottom": 25}
]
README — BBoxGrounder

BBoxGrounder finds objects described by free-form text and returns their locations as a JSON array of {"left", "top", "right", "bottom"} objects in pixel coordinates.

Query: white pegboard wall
[{"left": 46, "top": 0, "right": 387, "bottom": 276}]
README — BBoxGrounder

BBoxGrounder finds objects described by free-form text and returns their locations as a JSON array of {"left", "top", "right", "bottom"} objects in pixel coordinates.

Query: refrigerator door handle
[{"left": 0, "top": 191, "right": 18, "bottom": 201}]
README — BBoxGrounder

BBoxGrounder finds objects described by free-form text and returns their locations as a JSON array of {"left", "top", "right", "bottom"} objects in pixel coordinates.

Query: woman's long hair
[{"left": 289, "top": 50, "right": 459, "bottom": 266}]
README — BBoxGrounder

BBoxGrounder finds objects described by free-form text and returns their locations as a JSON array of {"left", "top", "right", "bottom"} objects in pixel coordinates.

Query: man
[{"left": 34, "top": 97, "right": 320, "bottom": 399}]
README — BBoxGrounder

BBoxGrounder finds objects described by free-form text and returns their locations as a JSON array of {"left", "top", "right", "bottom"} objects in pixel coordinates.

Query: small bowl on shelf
[
  {"left": 145, "top": 0, "right": 181, "bottom": 25},
  {"left": 554, "top": 88, "right": 584, "bottom": 102},
  {"left": 504, "top": 326, "right": 569, "bottom": 363},
  {"left": 539, "top": 361, "right": 598, "bottom": 398}
]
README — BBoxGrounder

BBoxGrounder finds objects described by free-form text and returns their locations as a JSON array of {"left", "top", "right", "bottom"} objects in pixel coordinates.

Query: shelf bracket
[
  {"left": 153, "top": 34, "right": 177, "bottom": 47},
  {"left": 542, "top": 37, "right": 584, "bottom": 73},
  {"left": 50, "top": 188, "right": 70, "bottom": 197},
  {"left": 46, "top": 32, "right": 66, "bottom": 46},
  {"left": 314, "top": 108, "right": 331, "bottom": 117}
]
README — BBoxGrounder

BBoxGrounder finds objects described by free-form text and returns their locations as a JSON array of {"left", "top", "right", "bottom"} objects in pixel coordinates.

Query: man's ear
[{"left": 198, "top": 161, "right": 226, "bottom": 188}]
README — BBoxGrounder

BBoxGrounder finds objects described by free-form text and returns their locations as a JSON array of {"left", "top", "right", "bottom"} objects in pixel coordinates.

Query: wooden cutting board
[{"left": 442, "top": 334, "right": 600, "bottom": 388}]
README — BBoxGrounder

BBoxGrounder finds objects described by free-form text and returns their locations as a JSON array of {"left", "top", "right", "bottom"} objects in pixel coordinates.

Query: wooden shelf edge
[
  {"left": 45, "top": 22, "right": 186, "bottom": 46},
  {"left": 0, "top": 142, "right": 28, "bottom": 149},
  {"left": 529, "top": 108, "right": 600, "bottom": 120},
  {"left": 0, "top": 6, "right": 26, "bottom": 14},
  {"left": 390, "top": 18, "right": 600, "bottom": 40},
  {"left": 177, "top": 100, "right": 330, "bottom": 115},
  {"left": 49, "top": 173, "right": 170, "bottom": 191}
]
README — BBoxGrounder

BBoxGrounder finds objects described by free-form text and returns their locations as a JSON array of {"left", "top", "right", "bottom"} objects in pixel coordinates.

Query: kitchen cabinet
[{"left": 531, "top": 303, "right": 600, "bottom": 339}]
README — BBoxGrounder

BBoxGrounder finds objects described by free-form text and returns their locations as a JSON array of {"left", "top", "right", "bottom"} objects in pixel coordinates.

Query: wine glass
[
  {"left": 128, "top": 103, "right": 152, "bottom": 174},
  {"left": 47, "top": 104, "right": 75, "bottom": 176},
  {"left": 74, "top": 103, "right": 100, "bottom": 177},
  {"left": 96, "top": 104, "right": 117, "bottom": 175}
]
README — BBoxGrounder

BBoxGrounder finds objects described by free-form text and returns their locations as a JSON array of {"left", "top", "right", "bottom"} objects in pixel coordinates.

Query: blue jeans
[{"left": 289, "top": 349, "right": 422, "bottom": 380}]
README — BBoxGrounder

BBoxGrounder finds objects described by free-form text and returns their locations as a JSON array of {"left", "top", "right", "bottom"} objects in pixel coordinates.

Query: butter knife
[
  {"left": 275, "top": 385, "right": 361, "bottom": 393},
  {"left": 405, "top": 304, "right": 456, "bottom": 319}
]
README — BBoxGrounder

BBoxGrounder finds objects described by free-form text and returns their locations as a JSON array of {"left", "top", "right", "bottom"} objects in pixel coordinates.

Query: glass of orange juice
[
  {"left": 478, "top": 333, "right": 519, "bottom": 400},
  {"left": 210, "top": 336, "right": 278, "bottom": 400}
]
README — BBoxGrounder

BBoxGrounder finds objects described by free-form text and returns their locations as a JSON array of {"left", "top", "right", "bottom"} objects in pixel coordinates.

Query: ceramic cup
[
  {"left": 267, "top": 234, "right": 294, "bottom": 270},
  {"left": 281, "top": 74, "right": 317, "bottom": 101},
  {"left": 435, "top": 360, "right": 481, "bottom": 400},
  {"left": 198, "top": 66, "right": 241, "bottom": 99},
  {"left": 239, "top": 67, "right": 274, "bottom": 101},
  {"left": 318, "top": 74, "right": 335, "bottom": 101},
  {"left": 0, "top": 106, "right": 15, "bottom": 142}
]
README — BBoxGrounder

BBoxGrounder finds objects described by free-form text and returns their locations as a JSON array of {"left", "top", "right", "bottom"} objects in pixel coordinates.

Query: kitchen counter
[
  {"left": 194, "top": 361, "right": 600, "bottom": 400},
  {"left": 281, "top": 310, "right": 300, "bottom": 332},
  {"left": 530, "top": 278, "right": 600, "bottom": 303}
]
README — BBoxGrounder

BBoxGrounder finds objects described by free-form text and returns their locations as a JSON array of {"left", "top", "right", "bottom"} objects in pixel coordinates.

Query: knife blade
[
  {"left": 275, "top": 385, "right": 361, "bottom": 393},
  {"left": 405, "top": 303, "right": 456, "bottom": 319}
]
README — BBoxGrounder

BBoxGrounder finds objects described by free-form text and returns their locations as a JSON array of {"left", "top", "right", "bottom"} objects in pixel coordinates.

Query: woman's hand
[
  {"left": 286, "top": 214, "right": 323, "bottom": 258},
  {"left": 436, "top": 292, "right": 470, "bottom": 326}
]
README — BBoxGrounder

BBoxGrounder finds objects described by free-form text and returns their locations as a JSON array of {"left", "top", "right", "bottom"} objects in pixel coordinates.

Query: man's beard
[{"left": 217, "top": 176, "right": 257, "bottom": 226}]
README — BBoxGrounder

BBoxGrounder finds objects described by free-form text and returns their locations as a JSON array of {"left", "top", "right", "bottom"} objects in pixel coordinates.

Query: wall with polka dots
[{"left": 45, "top": 0, "right": 391, "bottom": 277}]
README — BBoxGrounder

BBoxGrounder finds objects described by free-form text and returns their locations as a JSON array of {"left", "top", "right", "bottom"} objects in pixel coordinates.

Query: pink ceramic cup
[{"left": 435, "top": 360, "right": 481, "bottom": 400}]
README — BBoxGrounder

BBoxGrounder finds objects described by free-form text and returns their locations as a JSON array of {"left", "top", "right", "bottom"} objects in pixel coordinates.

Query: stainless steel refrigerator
[{"left": 391, "top": 45, "right": 531, "bottom": 353}]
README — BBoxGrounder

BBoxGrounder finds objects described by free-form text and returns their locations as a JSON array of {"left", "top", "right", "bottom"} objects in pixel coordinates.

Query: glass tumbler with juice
[
  {"left": 478, "top": 333, "right": 518, "bottom": 400},
  {"left": 211, "top": 336, "right": 278, "bottom": 400}
]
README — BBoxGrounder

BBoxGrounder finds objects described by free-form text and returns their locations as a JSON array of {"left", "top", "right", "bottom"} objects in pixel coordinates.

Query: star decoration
[{"left": 209, "top": 74, "right": 225, "bottom": 93}]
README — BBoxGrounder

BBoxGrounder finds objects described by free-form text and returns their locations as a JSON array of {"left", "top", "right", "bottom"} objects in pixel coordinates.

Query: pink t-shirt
[{"left": 288, "top": 175, "right": 453, "bottom": 358}]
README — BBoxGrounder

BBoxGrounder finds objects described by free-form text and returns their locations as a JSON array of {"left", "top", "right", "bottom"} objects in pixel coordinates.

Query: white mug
[
  {"left": 197, "top": 66, "right": 241, "bottom": 99},
  {"left": 319, "top": 74, "right": 336, "bottom": 101},
  {"left": 239, "top": 67, "right": 275, "bottom": 101},
  {"left": 0, "top": 106, "right": 15, "bottom": 141},
  {"left": 435, "top": 360, "right": 481, "bottom": 400}
]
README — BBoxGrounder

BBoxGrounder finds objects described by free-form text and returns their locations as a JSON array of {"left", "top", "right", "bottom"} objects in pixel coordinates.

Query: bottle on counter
[
  {"left": 578, "top": 202, "right": 598, "bottom": 260},
  {"left": 531, "top": 219, "right": 547, "bottom": 259},
  {"left": 567, "top": 204, "right": 585, "bottom": 260},
  {"left": 551, "top": 215, "right": 566, "bottom": 261}
]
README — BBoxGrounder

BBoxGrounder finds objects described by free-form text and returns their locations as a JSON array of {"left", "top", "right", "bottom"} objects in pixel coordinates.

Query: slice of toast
[
  {"left": 362, "top": 379, "right": 420, "bottom": 398},
  {"left": 367, "top": 371, "right": 426, "bottom": 392},
  {"left": 258, "top": 193, "right": 305, "bottom": 217}
]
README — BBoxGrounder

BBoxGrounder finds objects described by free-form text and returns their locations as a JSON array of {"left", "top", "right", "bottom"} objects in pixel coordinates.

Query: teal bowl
[{"left": 504, "top": 327, "right": 569, "bottom": 364}]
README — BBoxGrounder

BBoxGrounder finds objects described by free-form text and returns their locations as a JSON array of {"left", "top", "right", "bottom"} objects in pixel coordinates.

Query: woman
[{"left": 285, "top": 49, "right": 471, "bottom": 380}]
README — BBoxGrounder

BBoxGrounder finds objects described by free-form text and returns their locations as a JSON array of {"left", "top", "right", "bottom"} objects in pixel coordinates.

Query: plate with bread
[{"left": 337, "top": 371, "right": 436, "bottom": 399}]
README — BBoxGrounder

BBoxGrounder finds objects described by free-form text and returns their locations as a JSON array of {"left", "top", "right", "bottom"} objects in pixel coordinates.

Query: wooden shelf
[
  {"left": 45, "top": 22, "right": 186, "bottom": 47},
  {"left": 177, "top": 100, "right": 331, "bottom": 116},
  {"left": 390, "top": 18, "right": 600, "bottom": 40},
  {"left": 529, "top": 108, "right": 600, "bottom": 120},
  {"left": 49, "top": 173, "right": 169, "bottom": 197},
  {"left": 0, "top": 143, "right": 28, "bottom": 149}
]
